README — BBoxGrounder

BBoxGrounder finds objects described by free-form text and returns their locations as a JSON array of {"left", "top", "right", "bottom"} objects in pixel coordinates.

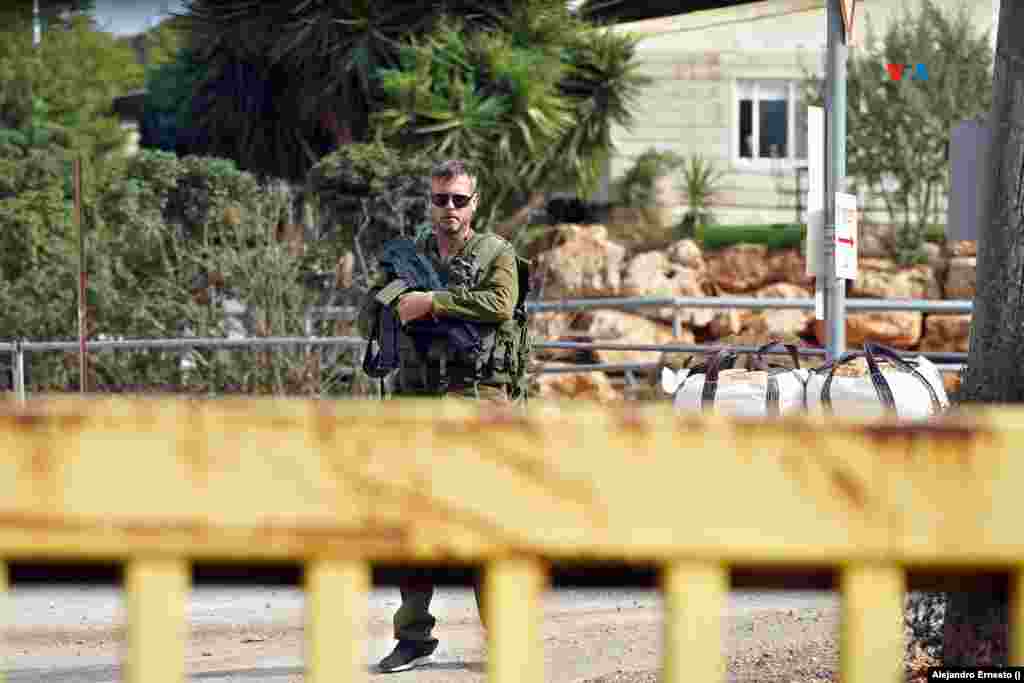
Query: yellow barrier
[{"left": 2, "top": 397, "right": 1024, "bottom": 682}]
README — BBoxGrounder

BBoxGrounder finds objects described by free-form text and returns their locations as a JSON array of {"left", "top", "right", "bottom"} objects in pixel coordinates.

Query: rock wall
[{"left": 529, "top": 225, "right": 975, "bottom": 401}]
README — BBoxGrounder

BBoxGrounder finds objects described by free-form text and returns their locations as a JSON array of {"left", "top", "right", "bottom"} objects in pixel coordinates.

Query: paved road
[{"left": 5, "top": 585, "right": 839, "bottom": 682}]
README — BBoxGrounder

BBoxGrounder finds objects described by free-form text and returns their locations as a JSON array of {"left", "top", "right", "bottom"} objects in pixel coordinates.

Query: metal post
[
  {"left": 624, "top": 370, "right": 637, "bottom": 401},
  {"left": 823, "top": 0, "right": 848, "bottom": 361},
  {"left": 14, "top": 343, "right": 26, "bottom": 405}
]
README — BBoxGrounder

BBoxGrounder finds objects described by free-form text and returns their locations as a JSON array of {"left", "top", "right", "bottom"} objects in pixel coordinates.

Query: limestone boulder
[
  {"left": 528, "top": 312, "right": 581, "bottom": 361},
  {"left": 533, "top": 366, "right": 621, "bottom": 403},
  {"left": 528, "top": 311, "right": 577, "bottom": 340},
  {"left": 621, "top": 250, "right": 713, "bottom": 326},
  {"left": 767, "top": 248, "right": 814, "bottom": 289},
  {"left": 534, "top": 224, "right": 626, "bottom": 299},
  {"left": 919, "top": 314, "right": 972, "bottom": 354},
  {"left": 814, "top": 312, "right": 923, "bottom": 349},
  {"left": 944, "top": 257, "right": 976, "bottom": 299},
  {"left": 706, "top": 244, "right": 774, "bottom": 293},
  {"left": 849, "top": 258, "right": 941, "bottom": 300},
  {"left": 707, "top": 308, "right": 744, "bottom": 339},
  {"left": 666, "top": 239, "right": 706, "bottom": 273},
  {"left": 570, "top": 309, "right": 691, "bottom": 365},
  {"left": 740, "top": 283, "right": 814, "bottom": 339}
]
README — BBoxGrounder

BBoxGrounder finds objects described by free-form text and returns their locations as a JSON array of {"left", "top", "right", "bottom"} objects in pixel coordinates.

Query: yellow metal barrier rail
[{"left": 2, "top": 397, "right": 1024, "bottom": 682}]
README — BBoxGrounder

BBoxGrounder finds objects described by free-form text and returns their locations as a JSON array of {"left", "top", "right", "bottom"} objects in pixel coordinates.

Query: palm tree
[
  {"left": 371, "top": 2, "right": 650, "bottom": 233},
  {"left": 173, "top": 0, "right": 648, "bottom": 213},
  {"left": 178, "top": 0, "right": 516, "bottom": 180}
]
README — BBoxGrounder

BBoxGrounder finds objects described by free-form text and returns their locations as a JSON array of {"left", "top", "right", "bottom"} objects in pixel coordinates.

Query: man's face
[{"left": 431, "top": 174, "right": 477, "bottom": 238}]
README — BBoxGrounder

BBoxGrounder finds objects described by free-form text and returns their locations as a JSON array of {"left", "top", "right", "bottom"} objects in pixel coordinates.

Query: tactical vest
[{"left": 395, "top": 232, "right": 531, "bottom": 397}]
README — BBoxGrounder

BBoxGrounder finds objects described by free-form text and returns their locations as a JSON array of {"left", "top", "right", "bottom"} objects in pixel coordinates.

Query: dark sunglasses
[{"left": 431, "top": 193, "right": 475, "bottom": 209}]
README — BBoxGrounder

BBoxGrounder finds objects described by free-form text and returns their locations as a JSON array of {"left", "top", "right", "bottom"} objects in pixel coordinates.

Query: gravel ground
[{"left": 6, "top": 586, "right": 847, "bottom": 683}]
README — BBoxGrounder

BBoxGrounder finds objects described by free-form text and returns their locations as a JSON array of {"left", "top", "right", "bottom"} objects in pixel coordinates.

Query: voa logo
[{"left": 885, "top": 64, "right": 929, "bottom": 81}]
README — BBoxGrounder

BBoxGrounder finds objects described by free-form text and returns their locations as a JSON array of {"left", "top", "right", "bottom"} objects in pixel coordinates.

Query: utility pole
[{"left": 822, "top": 0, "right": 849, "bottom": 360}]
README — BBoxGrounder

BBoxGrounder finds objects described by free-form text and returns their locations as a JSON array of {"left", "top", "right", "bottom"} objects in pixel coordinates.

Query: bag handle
[
  {"left": 819, "top": 347, "right": 896, "bottom": 413},
  {"left": 863, "top": 342, "right": 944, "bottom": 414},
  {"left": 694, "top": 343, "right": 795, "bottom": 409},
  {"left": 820, "top": 343, "right": 943, "bottom": 415},
  {"left": 699, "top": 348, "right": 739, "bottom": 409},
  {"left": 751, "top": 340, "right": 801, "bottom": 371}
]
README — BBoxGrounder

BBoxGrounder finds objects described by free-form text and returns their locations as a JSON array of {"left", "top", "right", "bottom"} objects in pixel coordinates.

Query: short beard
[{"left": 435, "top": 220, "right": 472, "bottom": 256}]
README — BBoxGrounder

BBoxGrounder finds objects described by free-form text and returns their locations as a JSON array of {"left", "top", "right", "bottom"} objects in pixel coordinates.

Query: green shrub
[
  {"left": 307, "top": 142, "right": 434, "bottom": 286},
  {"left": 701, "top": 223, "right": 805, "bottom": 250},
  {"left": 612, "top": 148, "right": 686, "bottom": 207},
  {"left": 0, "top": 147, "right": 352, "bottom": 396}
]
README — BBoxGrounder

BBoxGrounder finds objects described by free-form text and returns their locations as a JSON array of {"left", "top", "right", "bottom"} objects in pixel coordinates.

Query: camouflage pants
[{"left": 391, "top": 382, "right": 520, "bottom": 642}]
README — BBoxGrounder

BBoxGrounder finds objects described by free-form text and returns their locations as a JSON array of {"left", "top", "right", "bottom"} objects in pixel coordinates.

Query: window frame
[{"left": 731, "top": 79, "right": 809, "bottom": 173}]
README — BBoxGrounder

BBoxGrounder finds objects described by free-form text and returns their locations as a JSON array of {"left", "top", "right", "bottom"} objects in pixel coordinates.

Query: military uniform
[
  {"left": 357, "top": 228, "right": 524, "bottom": 643},
  {"left": 358, "top": 229, "right": 523, "bottom": 404}
]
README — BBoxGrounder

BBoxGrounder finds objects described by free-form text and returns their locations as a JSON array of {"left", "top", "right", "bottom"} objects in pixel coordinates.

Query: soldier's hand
[{"left": 397, "top": 292, "right": 435, "bottom": 323}]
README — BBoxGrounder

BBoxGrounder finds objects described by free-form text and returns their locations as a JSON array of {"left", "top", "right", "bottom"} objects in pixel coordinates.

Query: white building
[{"left": 601, "top": 0, "right": 1000, "bottom": 226}]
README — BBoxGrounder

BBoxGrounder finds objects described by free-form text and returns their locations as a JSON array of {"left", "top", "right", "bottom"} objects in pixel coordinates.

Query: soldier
[{"left": 357, "top": 159, "right": 528, "bottom": 672}]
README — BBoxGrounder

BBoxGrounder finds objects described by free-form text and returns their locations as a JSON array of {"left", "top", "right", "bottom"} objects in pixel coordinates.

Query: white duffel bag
[
  {"left": 804, "top": 342, "right": 949, "bottom": 420},
  {"left": 661, "top": 341, "right": 810, "bottom": 418}
]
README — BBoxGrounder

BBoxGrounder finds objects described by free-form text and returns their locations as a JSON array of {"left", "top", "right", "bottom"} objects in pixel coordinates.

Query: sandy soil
[{"left": 5, "top": 587, "right": 843, "bottom": 682}]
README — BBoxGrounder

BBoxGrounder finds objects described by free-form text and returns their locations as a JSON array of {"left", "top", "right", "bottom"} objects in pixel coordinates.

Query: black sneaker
[{"left": 377, "top": 638, "right": 439, "bottom": 673}]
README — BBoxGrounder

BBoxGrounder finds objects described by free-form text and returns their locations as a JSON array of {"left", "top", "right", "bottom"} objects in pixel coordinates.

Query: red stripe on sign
[{"left": 837, "top": 238, "right": 855, "bottom": 245}]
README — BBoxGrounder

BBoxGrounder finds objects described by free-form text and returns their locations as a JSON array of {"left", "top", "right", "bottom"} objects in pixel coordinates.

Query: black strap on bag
[
  {"left": 362, "top": 305, "right": 403, "bottom": 379},
  {"left": 697, "top": 348, "right": 739, "bottom": 411},
  {"left": 818, "top": 342, "right": 943, "bottom": 414},
  {"left": 750, "top": 341, "right": 803, "bottom": 417},
  {"left": 864, "top": 342, "right": 944, "bottom": 413},
  {"left": 686, "top": 340, "right": 803, "bottom": 413},
  {"left": 750, "top": 340, "right": 802, "bottom": 371}
]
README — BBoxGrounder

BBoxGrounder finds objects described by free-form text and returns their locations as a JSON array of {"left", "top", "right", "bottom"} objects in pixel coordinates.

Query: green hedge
[
  {"left": 700, "top": 222, "right": 947, "bottom": 250},
  {"left": 700, "top": 223, "right": 805, "bottom": 250}
]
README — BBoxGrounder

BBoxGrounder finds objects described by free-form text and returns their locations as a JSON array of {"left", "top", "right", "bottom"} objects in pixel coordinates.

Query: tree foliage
[
  {"left": 802, "top": 0, "right": 993, "bottom": 264},
  {"left": 307, "top": 142, "right": 433, "bottom": 288},
  {"left": 177, "top": 0, "right": 518, "bottom": 181},
  {"left": 0, "top": 148, "right": 344, "bottom": 395},
  {"left": 0, "top": 13, "right": 143, "bottom": 162},
  {"left": 372, "top": 3, "right": 648, "bottom": 233},
  {"left": 164, "top": 0, "right": 647, "bottom": 221}
]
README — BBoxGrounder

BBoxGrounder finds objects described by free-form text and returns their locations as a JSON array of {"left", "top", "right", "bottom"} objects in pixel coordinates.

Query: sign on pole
[
  {"left": 804, "top": 106, "right": 824, "bottom": 277},
  {"left": 804, "top": 106, "right": 825, "bottom": 319},
  {"left": 834, "top": 191, "right": 858, "bottom": 280}
]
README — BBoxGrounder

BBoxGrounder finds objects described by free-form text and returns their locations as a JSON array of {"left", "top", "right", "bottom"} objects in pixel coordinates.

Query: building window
[{"left": 736, "top": 80, "right": 808, "bottom": 165}]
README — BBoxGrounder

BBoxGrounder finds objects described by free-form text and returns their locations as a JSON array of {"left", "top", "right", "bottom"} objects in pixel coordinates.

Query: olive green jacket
[{"left": 357, "top": 230, "right": 520, "bottom": 390}]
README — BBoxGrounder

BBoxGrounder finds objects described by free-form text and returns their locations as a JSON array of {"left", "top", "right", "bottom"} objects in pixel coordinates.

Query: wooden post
[
  {"left": 841, "top": 565, "right": 904, "bottom": 683},
  {"left": 663, "top": 561, "right": 728, "bottom": 683},
  {"left": 125, "top": 558, "right": 188, "bottom": 683},
  {"left": 1, "top": 559, "right": 7, "bottom": 683},
  {"left": 306, "top": 560, "right": 369, "bottom": 683},
  {"left": 487, "top": 558, "right": 546, "bottom": 683}
]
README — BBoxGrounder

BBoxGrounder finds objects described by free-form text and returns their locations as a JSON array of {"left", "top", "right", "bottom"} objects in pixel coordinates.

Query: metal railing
[{"left": 3, "top": 295, "right": 973, "bottom": 402}]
